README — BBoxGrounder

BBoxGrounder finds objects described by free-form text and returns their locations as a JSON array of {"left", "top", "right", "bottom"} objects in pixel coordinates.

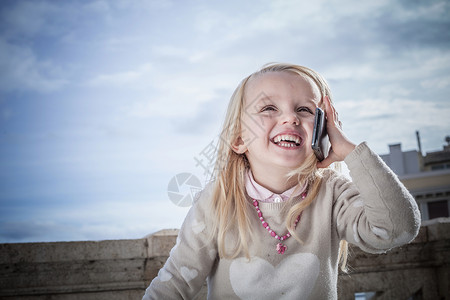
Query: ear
[{"left": 231, "top": 136, "right": 247, "bottom": 154}]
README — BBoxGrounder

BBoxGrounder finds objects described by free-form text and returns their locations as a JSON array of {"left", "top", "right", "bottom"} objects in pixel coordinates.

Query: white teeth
[
  {"left": 280, "top": 142, "right": 293, "bottom": 148},
  {"left": 273, "top": 134, "right": 301, "bottom": 145}
]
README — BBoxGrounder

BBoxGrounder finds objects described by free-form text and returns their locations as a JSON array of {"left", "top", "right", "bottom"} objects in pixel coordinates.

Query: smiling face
[{"left": 234, "top": 71, "right": 322, "bottom": 184}]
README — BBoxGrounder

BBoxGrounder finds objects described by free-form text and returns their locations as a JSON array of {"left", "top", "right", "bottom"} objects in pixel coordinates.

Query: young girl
[{"left": 143, "top": 63, "right": 421, "bottom": 299}]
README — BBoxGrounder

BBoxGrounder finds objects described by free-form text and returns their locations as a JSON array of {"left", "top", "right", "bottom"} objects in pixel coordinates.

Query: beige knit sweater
[{"left": 143, "top": 142, "right": 421, "bottom": 299}]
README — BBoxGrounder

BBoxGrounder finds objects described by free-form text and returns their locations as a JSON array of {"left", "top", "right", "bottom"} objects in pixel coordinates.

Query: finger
[
  {"left": 322, "top": 95, "right": 331, "bottom": 115},
  {"left": 316, "top": 149, "right": 336, "bottom": 169},
  {"left": 317, "top": 155, "right": 334, "bottom": 169},
  {"left": 324, "top": 96, "right": 343, "bottom": 130},
  {"left": 323, "top": 96, "right": 337, "bottom": 123}
]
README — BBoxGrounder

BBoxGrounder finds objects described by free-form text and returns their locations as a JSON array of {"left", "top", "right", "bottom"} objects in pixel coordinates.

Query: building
[{"left": 380, "top": 132, "right": 450, "bottom": 221}]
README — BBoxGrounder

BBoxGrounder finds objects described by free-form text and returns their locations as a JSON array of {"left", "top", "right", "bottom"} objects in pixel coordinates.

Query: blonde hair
[{"left": 210, "top": 63, "right": 347, "bottom": 271}]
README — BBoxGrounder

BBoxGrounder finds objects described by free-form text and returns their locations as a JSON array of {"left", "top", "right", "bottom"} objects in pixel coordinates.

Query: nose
[{"left": 281, "top": 112, "right": 300, "bottom": 126}]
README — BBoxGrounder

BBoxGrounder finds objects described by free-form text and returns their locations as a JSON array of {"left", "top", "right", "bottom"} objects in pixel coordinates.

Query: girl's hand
[{"left": 316, "top": 96, "right": 356, "bottom": 168}]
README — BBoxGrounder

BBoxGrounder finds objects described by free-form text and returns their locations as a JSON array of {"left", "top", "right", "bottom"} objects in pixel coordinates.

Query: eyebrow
[{"left": 254, "top": 94, "right": 318, "bottom": 106}]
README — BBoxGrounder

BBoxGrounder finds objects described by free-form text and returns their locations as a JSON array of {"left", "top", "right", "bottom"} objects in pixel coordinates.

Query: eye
[
  {"left": 297, "top": 106, "right": 313, "bottom": 114},
  {"left": 260, "top": 105, "right": 277, "bottom": 112}
]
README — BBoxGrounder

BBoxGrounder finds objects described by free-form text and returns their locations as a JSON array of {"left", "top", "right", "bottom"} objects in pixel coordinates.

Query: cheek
[
  {"left": 252, "top": 114, "right": 273, "bottom": 128},
  {"left": 240, "top": 116, "right": 265, "bottom": 144},
  {"left": 244, "top": 116, "right": 273, "bottom": 138},
  {"left": 302, "top": 118, "right": 315, "bottom": 135}
]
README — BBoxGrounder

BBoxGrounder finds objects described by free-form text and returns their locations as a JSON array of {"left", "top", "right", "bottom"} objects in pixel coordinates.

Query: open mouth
[{"left": 272, "top": 134, "right": 302, "bottom": 148}]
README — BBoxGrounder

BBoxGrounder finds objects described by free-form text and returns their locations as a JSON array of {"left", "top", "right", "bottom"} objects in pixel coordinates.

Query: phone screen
[{"left": 311, "top": 107, "right": 329, "bottom": 161}]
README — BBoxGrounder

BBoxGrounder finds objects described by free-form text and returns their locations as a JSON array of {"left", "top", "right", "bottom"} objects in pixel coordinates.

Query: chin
[{"left": 283, "top": 155, "right": 314, "bottom": 170}]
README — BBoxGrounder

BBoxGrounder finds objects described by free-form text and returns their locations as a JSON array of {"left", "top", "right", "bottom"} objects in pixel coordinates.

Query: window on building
[
  {"left": 355, "top": 292, "right": 377, "bottom": 299},
  {"left": 431, "top": 163, "right": 450, "bottom": 170},
  {"left": 427, "top": 200, "right": 449, "bottom": 219},
  {"left": 431, "top": 164, "right": 444, "bottom": 170}
]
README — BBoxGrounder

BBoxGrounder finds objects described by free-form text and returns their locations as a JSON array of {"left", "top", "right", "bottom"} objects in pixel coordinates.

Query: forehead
[{"left": 244, "top": 71, "right": 321, "bottom": 103}]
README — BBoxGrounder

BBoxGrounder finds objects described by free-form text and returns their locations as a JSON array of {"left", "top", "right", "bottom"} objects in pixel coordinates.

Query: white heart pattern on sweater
[
  {"left": 180, "top": 266, "right": 199, "bottom": 282},
  {"left": 158, "top": 268, "right": 173, "bottom": 282},
  {"left": 229, "top": 253, "right": 320, "bottom": 300},
  {"left": 192, "top": 219, "right": 205, "bottom": 234}
]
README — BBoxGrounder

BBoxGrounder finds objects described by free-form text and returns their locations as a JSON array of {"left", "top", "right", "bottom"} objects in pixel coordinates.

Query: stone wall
[
  {"left": 0, "top": 221, "right": 448, "bottom": 300},
  {"left": 0, "top": 229, "right": 178, "bottom": 300}
]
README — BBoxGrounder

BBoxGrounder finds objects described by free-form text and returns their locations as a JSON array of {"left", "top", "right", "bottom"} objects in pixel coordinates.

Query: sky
[{"left": 0, "top": 0, "right": 449, "bottom": 243}]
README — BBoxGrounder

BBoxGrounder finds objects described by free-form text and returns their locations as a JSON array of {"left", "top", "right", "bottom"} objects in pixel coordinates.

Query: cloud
[
  {"left": 172, "top": 92, "right": 229, "bottom": 135},
  {"left": 337, "top": 95, "right": 450, "bottom": 153},
  {"left": 0, "top": 39, "right": 68, "bottom": 92},
  {"left": 0, "top": 0, "right": 60, "bottom": 38},
  {"left": 323, "top": 49, "right": 450, "bottom": 87},
  {"left": 87, "top": 63, "right": 153, "bottom": 87},
  {"left": 340, "top": 97, "right": 448, "bottom": 124},
  {"left": 421, "top": 76, "right": 450, "bottom": 89},
  {"left": 122, "top": 66, "right": 237, "bottom": 119},
  {"left": 0, "top": 198, "right": 190, "bottom": 243}
]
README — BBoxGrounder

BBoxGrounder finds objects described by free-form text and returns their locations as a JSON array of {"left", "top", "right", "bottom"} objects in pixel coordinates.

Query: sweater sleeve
[
  {"left": 142, "top": 185, "right": 217, "bottom": 299},
  {"left": 333, "top": 142, "right": 421, "bottom": 253}
]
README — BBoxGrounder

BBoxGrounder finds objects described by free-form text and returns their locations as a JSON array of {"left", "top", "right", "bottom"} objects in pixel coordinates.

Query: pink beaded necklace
[{"left": 252, "top": 191, "right": 307, "bottom": 254}]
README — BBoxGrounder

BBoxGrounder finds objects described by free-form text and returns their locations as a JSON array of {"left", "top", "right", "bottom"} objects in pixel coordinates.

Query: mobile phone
[{"left": 311, "top": 107, "right": 329, "bottom": 161}]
